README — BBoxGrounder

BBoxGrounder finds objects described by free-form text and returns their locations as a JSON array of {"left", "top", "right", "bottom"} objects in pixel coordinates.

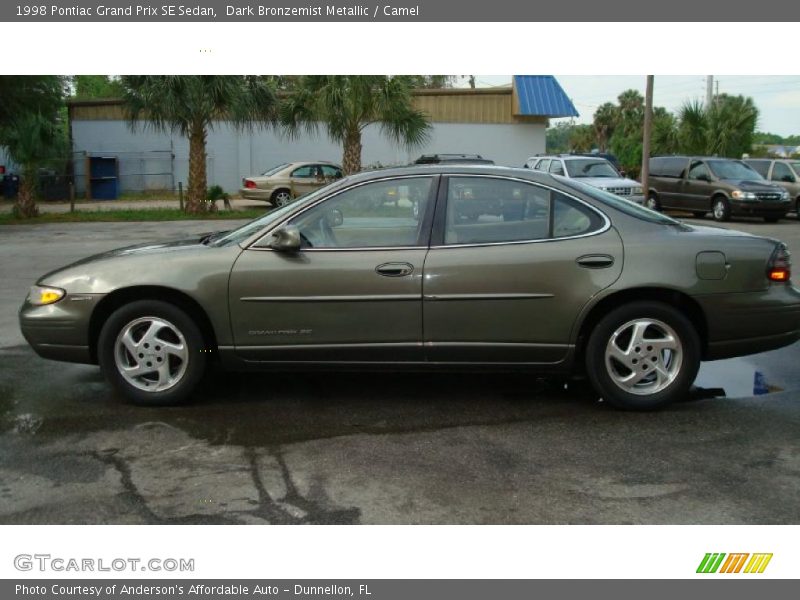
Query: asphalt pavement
[{"left": 0, "top": 215, "right": 799, "bottom": 524}]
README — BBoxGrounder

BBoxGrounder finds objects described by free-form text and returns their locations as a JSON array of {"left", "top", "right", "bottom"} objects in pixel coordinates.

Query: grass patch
[{"left": 0, "top": 207, "right": 267, "bottom": 225}]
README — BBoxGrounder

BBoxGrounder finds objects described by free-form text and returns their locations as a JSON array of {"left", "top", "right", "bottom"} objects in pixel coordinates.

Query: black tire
[
  {"left": 98, "top": 300, "right": 208, "bottom": 406},
  {"left": 712, "top": 196, "right": 731, "bottom": 222},
  {"left": 585, "top": 301, "right": 701, "bottom": 411},
  {"left": 645, "top": 193, "right": 661, "bottom": 212},
  {"left": 692, "top": 211, "right": 706, "bottom": 219},
  {"left": 796, "top": 199, "right": 800, "bottom": 221},
  {"left": 764, "top": 215, "right": 781, "bottom": 223}
]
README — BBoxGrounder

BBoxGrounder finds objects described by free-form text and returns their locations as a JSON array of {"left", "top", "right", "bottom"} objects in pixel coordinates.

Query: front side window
[
  {"left": 320, "top": 165, "right": 343, "bottom": 179},
  {"left": 534, "top": 159, "right": 550, "bottom": 171},
  {"left": 549, "top": 160, "right": 565, "bottom": 176},
  {"left": 443, "top": 177, "right": 603, "bottom": 245},
  {"left": 772, "top": 162, "right": 795, "bottom": 183},
  {"left": 288, "top": 177, "right": 432, "bottom": 249},
  {"left": 688, "top": 161, "right": 711, "bottom": 181}
]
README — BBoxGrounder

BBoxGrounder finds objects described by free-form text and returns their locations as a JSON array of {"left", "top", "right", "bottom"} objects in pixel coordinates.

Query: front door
[
  {"left": 422, "top": 176, "right": 623, "bottom": 364},
  {"left": 228, "top": 175, "right": 437, "bottom": 363}
]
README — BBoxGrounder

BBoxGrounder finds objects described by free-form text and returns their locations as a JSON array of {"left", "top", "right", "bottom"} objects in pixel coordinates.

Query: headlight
[
  {"left": 27, "top": 285, "right": 65, "bottom": 306},
  {"left": 631, "top": 186, "right": 643, "bottom": 195},
  {"left": 781, "top": 190, "right": 790, "bottom": 201},
  {"left": 731, "top": 190, "right": 757, "bottom": 200}
]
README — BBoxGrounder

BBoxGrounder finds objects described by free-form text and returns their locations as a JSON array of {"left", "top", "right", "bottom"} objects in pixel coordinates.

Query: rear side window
[
  {"left": 650, "top": 157, "right": 688, "bottom": 178},
  {"left": 443, "top": 177, "right": 603, "bottom": 245},
  {"left": 534, "top": 159, "right": 550, "bottom": 172}
]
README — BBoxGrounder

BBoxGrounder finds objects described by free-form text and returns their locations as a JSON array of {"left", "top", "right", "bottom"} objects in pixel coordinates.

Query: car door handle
[
  {"left": 576, "top": 255, "right": 615, "bottom": 269},
  {"left": 375, "top": 262, "right": 414, "bottom": 277}
]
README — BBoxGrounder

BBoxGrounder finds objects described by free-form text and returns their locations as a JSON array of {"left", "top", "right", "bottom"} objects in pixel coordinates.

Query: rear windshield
[
  {"left": 707, "top": 160, "right": 762, "bottom": 180},
  {"left": 261, "top": 163, "right": 289, "bottom": 176},
  {"left": 561, "top": 180, "right": 681, "bottom": 225}
]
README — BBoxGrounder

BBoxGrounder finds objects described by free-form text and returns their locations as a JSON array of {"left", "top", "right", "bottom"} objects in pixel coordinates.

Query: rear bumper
[
  {"left": 697, "top": 284, "right": 800, "bottom": 360},
  {"left": 239, "top": 188, "right": 274, "bottom": 202}
]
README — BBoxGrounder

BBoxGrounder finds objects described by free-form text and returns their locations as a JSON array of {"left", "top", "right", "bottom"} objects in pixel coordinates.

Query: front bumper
[
  {"left": 730, "top": 199, "right": 791, "bottom": 217},
  {"left": 697, "top": 284, "right": 800, "bottom": 360},
  {"left": 18, "top": 294, "right": 102, "bottom": 364}
]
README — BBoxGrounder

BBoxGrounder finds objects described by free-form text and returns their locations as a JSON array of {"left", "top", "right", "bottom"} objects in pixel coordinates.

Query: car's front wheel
[
  {"left": 712, "top": 196, "right": 731, "bottom": 222},
  {"left": 645, "top": 193, "right": 661, "bottom": 211},
  {"left": 585, "top": 301, "right": 701, "bottom": 410},
  {"left": 98, "top": 300, "right": 208, "bottom": 405}
]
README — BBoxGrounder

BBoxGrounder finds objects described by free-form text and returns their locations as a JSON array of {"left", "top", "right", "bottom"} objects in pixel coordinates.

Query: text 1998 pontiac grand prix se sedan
[{"left": 19, "top": 166, "right": 800, "bottom": 410}]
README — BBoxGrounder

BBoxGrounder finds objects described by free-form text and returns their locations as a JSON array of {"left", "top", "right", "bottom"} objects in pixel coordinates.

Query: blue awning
[{"left": 513, "top": 75, "right": 579, "bottom": 118}]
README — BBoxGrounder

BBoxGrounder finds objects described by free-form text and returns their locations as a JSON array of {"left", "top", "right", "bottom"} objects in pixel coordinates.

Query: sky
[{"left": 464, "top": 75, "right": 800, "bottom": 137}]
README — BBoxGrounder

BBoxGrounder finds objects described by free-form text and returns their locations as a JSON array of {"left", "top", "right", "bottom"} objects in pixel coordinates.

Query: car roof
[
  {"left": 529, "top": 155, "right": 612, "bottom": 162},
  {"left": 343, "top": 164, "right": 549, "bottom": 184}
]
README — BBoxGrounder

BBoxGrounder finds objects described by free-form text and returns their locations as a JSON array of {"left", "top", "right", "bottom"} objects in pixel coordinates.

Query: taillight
[
  {"left": 767, "top": 243, "right": 791, "bottom": 282},
  {"left": 244, "top": 179, "right": 256, "bottom": 189}
]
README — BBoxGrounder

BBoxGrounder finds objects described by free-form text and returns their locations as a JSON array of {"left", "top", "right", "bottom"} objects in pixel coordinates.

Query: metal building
[{"left": 67, "top": 76, "right": 578, "bottom": 195}]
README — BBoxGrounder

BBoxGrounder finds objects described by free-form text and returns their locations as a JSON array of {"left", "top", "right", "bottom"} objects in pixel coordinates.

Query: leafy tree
[
  {"left": 120, "top": 76, "right": 277, "bottom": 213},
  {"left": 569, "top": 124, "right": 596, "bottom": 152},
  {"left": 73, "top": 75, "right": 124, "bottom": 99},
  {"left": 0, "top": 76, "right": 67, "bottom": 134},
  {"left": 546, "top": 121, "right": 575, "bottom": 154},
  {"left": 280, "top": 76, "right": 431, "bottom": 175},
  {"left": 2, "top": 112, "right": 68, "bottom": 218},
  {"left": 409, "top": 76, "right": 457, "bottom": 89}
]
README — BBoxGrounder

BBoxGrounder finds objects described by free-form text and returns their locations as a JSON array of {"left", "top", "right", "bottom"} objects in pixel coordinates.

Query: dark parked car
[
  {"left": 20, "top": 166, "right": 800, "bottom": 410},
  {"left": 414, "top": 154, "right": 494, "bottom": 165},
  {"left": 744, "top": 158, "right": 800, "bottom": 220},
  {"left": 647, "top": 156, "right": 791, "bottom": 222}
]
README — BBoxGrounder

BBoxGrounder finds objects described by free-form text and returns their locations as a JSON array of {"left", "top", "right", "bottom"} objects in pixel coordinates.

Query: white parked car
[{"left": 525, "top": 155, "right": 645, "bottom": 205}]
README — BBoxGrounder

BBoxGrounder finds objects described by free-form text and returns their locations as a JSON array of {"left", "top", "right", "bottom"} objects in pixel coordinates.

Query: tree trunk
[
  {"left": 342, "top": 128, "right": 362, "bottom": 175},
  {"left": 13, "top": 171, "right": 39, "bottom": 219},
  {"left": 186, "top": 121, "right": 210, "bottom": 213}
]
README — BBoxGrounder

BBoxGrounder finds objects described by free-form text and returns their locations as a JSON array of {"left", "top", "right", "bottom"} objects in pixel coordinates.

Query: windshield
[
  {"left": 565, "top": 159, "right": 619, "bottom": 178},
  {"left": 211, "top": 179, "right": 342, "bottom": 246},
  {"left": 261, "top": 163, "right": 290, "bottom": 177},
  {"left": 706, "top": 160, "right": 762, "bottom": 180},
  {"left": 561, "top": 179, "right": 681, "bottom": 225}
]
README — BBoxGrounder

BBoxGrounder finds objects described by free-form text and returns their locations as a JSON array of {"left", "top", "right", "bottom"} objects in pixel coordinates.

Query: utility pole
[
  {"left": 641, "top": 75, "right": 654, "bottom": 203},
  {"left": 706, "top": 75, "right": 714, "bottom": 107}
]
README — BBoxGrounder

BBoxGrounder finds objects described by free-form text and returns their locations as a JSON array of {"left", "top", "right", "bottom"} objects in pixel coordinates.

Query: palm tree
[
  {"left": 120, "top": 76, "right": 277, "bottom": 213},
  {"left": 2, "top": 112, "right": 66, "bottom": 218},
  {"left": 592, "top": 102, "right": 619, "bottom": 152},
  {"left": 280, "top": 76, "right": 431, "bottom": 175},
  {"left": 678, "top": 95, "right": 759, "bottom": 158}
]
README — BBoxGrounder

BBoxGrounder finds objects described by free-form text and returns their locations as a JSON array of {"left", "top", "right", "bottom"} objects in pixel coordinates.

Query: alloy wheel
[
  {"left": 604, "top": 318, "right": 683, "bottom": 396},
  {"left": 114, "top": 316, "right": 189, "bottom": 392},
  {"left": 275, "top": 191, "right": 292, "bottom": 207}
]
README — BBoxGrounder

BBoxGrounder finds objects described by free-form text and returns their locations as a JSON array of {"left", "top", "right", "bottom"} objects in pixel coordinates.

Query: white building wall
[{"left": 70, "top": 120, "right": 546, "bottom": 194}]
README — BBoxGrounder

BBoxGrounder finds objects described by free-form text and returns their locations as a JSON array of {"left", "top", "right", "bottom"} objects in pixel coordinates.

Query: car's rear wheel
[
  {"left": 646, "top": 193, "right": 661, "bottom": 211},
  {"left": 585, "top": 301, "right": 701, "bottom": 410},
  {"left": 712, "top": 196, "right": 731, "bottom": 222},
  {"left": 98, "top": 300, "right": 207, "bottom": 405},
  {"left": 271, "top": 189, "right": 293, "bottom": 207}
]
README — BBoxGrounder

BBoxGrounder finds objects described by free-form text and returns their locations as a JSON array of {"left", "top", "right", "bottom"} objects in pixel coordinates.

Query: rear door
[{"left": 422, "top": 175, "right": 623, "bottom": 364}]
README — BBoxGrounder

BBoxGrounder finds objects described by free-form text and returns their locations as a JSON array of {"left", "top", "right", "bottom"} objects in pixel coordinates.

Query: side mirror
[
  {"left": 270, "top": 225, "right": 302, "bottom": 252},
  {"left": 325, "top": 208, "right": 344, "bottom": 227},
  {"left": 698, "top": 173, "right": 710, "bottom": 182},
  {"left": 782, "top": 175, "right": 795, "bottom": 183}
]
